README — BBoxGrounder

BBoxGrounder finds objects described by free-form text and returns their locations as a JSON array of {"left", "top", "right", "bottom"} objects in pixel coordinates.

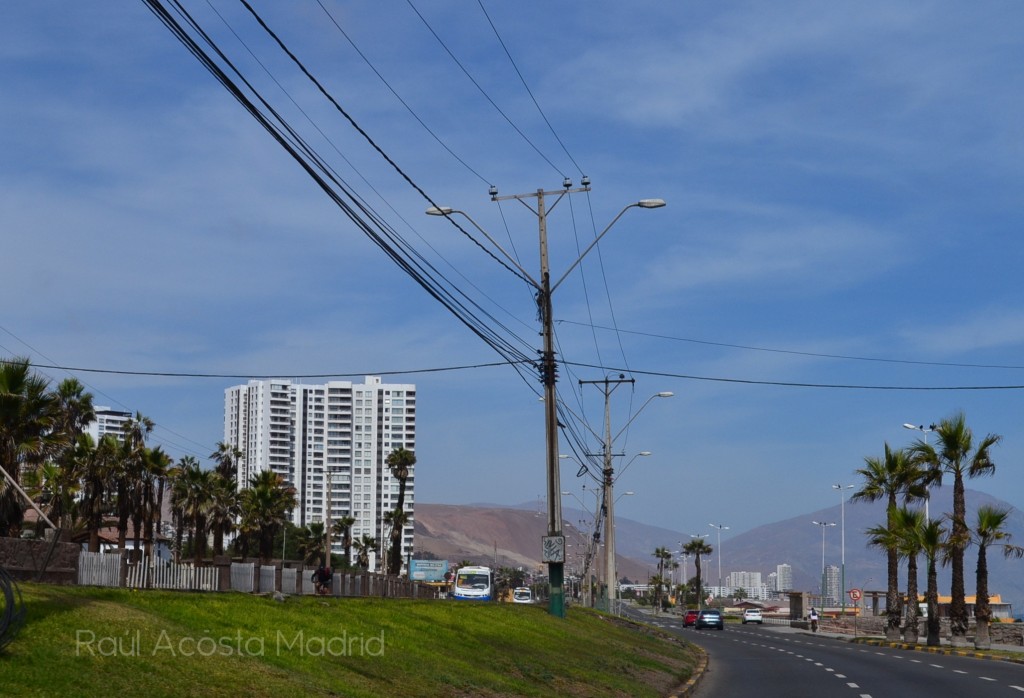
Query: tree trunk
[
  {"left": 885, "top": 498, "right": 901, "bottom": 641},
  {"left": 949, "top": 474, "right": 968, "bottom": 647},
  {"left": 974, "top": 544, "right": 991, "bottom": 650},
  {"left": 904, "top": 554, "right": 919, "bottom": 644},
  {"left": 926, "top": 560, "right": 941, "bottom": 647}
]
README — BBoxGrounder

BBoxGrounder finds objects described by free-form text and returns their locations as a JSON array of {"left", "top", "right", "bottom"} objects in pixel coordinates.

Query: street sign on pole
[{"left": 849, "top": 588, "right": 862, "bottom": 602}]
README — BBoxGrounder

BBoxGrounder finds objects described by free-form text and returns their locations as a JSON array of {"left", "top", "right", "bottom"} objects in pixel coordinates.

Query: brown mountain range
[{"left": 412, "top": 503, "right": 653, "bottom": 581}]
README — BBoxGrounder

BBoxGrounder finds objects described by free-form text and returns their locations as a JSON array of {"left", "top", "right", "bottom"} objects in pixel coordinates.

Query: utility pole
[
  {"left": 580, "top": 375, "right": 633, "bottom": 613},
  {"left": 425, "top": 181, "right": 665, "bottom": 617},
  {"left": 490, "top": 182, "right": 590, "bottom": 618}
]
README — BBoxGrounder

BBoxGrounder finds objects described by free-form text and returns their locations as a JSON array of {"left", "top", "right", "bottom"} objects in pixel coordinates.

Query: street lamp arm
[
  {"left": 613, "top": 450, "right": 651, "bottom": 481},
  {"left": 550, "top": 200, "right": 665, "bottom": 293},
  {"left": 612, "top": 391, "right": 673, "bottom": 442},
  {"left": 426, "top": 207, "right": 541, "bottom": 288}
]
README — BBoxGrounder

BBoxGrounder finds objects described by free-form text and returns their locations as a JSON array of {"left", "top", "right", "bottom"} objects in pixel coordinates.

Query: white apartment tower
[
  {"left": 224, "top": 376, "right": 416, "bottom": 572},
  {"left": 776, "top": 563, "right": 793, "bottom": 592},
  {"left": 86, "top": 406, "right": 133, "bottom": 444}
]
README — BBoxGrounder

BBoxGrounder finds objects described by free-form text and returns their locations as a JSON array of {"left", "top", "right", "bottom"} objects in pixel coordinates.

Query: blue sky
[{"left": 3, "top": 1, "right": 1024, "bottom": 537}]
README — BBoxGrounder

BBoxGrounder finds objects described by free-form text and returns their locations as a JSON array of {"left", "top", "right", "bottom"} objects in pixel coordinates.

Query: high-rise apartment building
[
  {"left": 825, "top": 564, "right": 840, "bottom": 605},
  {"left": 224, "top": 376, "right": 416, "bottom": 572},
  {"left": 86, "top": 406, "right": 132, "bottom": 444},
  {"left": 776, "top": 563, "right": 793, "bottom": 592}
]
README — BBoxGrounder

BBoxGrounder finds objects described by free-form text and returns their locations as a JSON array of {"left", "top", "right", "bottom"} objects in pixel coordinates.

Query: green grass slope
[{"left": 1, "top": 584, "right": 699, "bottom": 697}]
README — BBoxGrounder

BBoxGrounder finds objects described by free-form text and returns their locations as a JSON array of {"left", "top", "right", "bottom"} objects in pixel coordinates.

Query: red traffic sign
[{"left": 849, "top": 588, "right": 862, "bottom": 601}]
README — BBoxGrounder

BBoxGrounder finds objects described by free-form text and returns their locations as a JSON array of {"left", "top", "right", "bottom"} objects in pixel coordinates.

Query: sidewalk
[{"left": 762, "top": 620, "right": 1024, "bottom": 662}]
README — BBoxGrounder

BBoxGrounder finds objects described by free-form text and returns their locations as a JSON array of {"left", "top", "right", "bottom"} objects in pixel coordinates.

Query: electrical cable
[
  {"left": 475, "top": 0, "right": 585, "bottom": 177},
  {"left": 313, "top": 0, "right": 492, "bottom": 187},
  {"left": 405, "top": 0, "right": 565, "bottom": 178}
]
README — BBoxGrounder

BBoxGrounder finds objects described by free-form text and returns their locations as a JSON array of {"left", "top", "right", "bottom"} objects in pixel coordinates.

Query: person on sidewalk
[{"left": 809, "top": 607, "right": 819, "bottom": 632}]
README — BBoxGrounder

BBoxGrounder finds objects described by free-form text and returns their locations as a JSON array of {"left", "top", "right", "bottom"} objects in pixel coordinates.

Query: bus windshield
[{"left": 456, "top": 572, "right": 490, "bottom": 590}]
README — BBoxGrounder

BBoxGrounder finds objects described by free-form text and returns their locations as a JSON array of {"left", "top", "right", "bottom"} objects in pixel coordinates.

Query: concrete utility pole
[
  {"left": 427, "top": 181, "right": 665, "bottom": 617},
  {"left": 580, "top": 375, "right": 633, "bottom": 613}
]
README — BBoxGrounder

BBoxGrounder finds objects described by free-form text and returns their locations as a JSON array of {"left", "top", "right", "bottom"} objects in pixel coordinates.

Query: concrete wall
[{"left": 0, "top": 537, "right": 79, "bottom": 584}]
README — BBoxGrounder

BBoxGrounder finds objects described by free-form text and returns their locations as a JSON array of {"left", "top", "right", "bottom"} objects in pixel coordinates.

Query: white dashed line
[
  {"left": 835, "top": 674, "right": 847, "bottom": 679},
  {"left": 847, "top": 682, "right": 860, "bottom": 688},
  {"left": 953, "top": 670, "right": 967, "bottom": 675},
  {"left": 1009, "top": 685, "right": 1024, "bottom": 692},
  {"left": 930, "top": 664, "right": 943, "bottom": 669},
  {"left": 981, "top": 677, "right": 996, "bottom": 682}
]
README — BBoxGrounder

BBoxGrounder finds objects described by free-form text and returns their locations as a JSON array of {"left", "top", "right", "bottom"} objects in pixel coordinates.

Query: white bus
[{"left": 452, "top": 566, "right": 492, "bottom": 601}]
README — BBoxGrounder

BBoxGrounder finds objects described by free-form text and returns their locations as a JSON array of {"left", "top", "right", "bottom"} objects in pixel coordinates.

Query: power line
[
  {"left": 0, "top": 356, "right": 526, "bottom": 380},
  {"left": 558, "top": 320, "right": 1024, "bottom": 370},
  {"left": 475, "top": 0, "right": 584, "bottom": 176},
  {"left": 563, "top": 360, "right": 1024, "bottom": 391},
  {"left": 405, "top": 0, "right": 565, "bottom": 178},
  {"left": 313, "top": 0, "right": 492, "bottom": 186}
]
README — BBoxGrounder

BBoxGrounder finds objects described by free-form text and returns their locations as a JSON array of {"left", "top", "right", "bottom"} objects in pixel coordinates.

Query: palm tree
[
  {"left": 382, "top": 508, "right": 410, "bottom": 575},
  {"left": 51, "top": 377, "right": 95, "bottom": 442},
  {"left": 682, "top": 539, "right": 713, "bottom": 607},
  {"left": 77, "top": 434, "right": 120, "bottom": 552},
  {"left": 168, "top": 456, "right": 197, "bottom": 562},
  {"left": 385, "top": 447, "right": 416, "bottom": 575},
  {"left": 971, "top": 505, "right": 1024, "bottom": 650},
  {"left": 919, "top": 518, "right": 948, "bottom": 646},
  {"left": 207, "top": 473, "right": 240, "bottom": 557},
  {"left": 851, "top": 443, "right": 927, "bottom": 641},
  {"left": 45, "top": 378, "right": 96, "bottom": 534},
  {"left": 332, "top": 515, "right": 356, "bottom": 567},
  {"left": 908, "top": 411, "right": 1001, "bottom": 647},
  {"left": 210, "top": 441, "right": 243, "bottom": 482},
  {"left": 868, "top": 507, "right": 925, "bottom": 644},
  {"left": 113, "top": 412, "right": 153, "bottom": 553},
  {"left": 0, "top": 357, "right": 60, "bottom": 536},
  {"left": 240, "top": 470, "right": 296, "bottom": 561},
  {"left": 652, "top": 546, "right": 672, "bottom": 610},
  {"left": 142, "top": 446, "right": 172, "bottom": 561},
  {"left": 296, "top": 522, "right": 327, "bottom": 566},
  {"left": 180, "top": 464, "right": 213, "bottom": 564},
  {"left": 353, "top": 534, "right": 379, "bottom": 570}
]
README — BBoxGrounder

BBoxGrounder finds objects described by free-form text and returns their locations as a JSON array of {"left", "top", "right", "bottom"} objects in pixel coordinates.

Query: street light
[
  {"left": 709, "top": 523, "right": 729, "bottom": 598},
  {"left": 832, "top": 483, "right": 855, "bottom": 617},
  {"left": 615, "top": 451, "right": 653, "bottom": 481},
  {"left": 429, "top": 190, "right": 665, "bottom": 618},
  {"left": 812, "top": 521, "right": 836, "bottom": 604},
  {"left": 903, "top": 422, "right": 937, "bottom": 522}
]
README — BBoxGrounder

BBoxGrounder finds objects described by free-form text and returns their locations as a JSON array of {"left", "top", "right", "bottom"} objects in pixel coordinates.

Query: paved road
[{"left": 625, "top": 608, "right": 1024, "bottom": 697}]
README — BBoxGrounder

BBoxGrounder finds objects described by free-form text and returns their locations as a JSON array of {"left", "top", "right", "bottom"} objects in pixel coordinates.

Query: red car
[{"left": 683, "top": 610, "right": 699, "bottom": 627}]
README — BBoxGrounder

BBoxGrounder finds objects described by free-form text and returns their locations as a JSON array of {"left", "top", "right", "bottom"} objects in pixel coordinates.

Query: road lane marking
[
  {"left": 981, "top": 677, "right": 996, "bottom": 682},
  {"left": 847, "top": 682, "right": 859, "bottom": 688},
  {"left": 1009, "top": 685, "right": 1024, "bottom": 692},
  {"left": 953, "top": 670, "right": 967, "bottom": 675}
]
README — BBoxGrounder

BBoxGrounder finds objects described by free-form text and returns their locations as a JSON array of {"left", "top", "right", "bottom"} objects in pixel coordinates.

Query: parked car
[
  {"left": 683, "top": 609, "right": 699, "bottom": 627},
  {"left": 742, "top": 608, "right": 763, "bottom": 624},
  {"left": 695, "top": 609, "right": 724, "bottom": 630}
]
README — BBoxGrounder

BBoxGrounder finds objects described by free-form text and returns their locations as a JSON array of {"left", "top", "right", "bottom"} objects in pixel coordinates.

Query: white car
[
  {"left": 512, "top": 587, "right": 533, "bottom": 604},
  {"left": 742, "top": 608, "right": 763, "bottom": 624}
]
